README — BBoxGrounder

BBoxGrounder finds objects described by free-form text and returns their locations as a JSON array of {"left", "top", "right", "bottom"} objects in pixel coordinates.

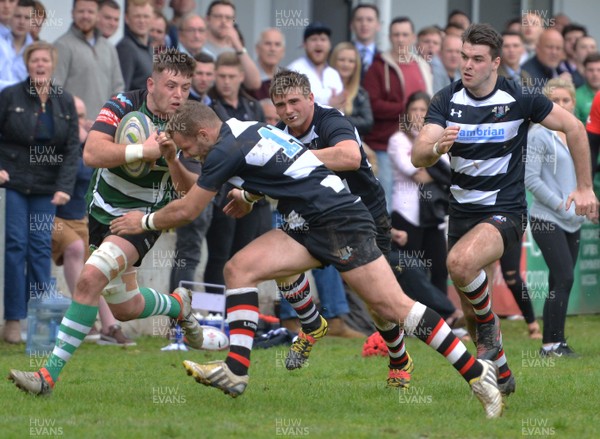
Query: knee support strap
[
  {"left": 103, "top": 270, "right": 140, "bottom": 304},
  {"left": 86, "top": 241, "right": 128, "bottom": 281}
]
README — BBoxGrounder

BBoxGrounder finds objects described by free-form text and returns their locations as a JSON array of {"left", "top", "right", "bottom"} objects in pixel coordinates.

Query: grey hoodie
[{"left": 525, "top": 124, "right": 584, "bottom": 232}]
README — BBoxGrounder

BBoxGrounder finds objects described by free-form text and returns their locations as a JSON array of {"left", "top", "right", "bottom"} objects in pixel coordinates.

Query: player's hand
[
  {"left": 565, "top": 188, "right": 599, "bottom": 218},
  {"left": 223, "top": 188, "right": 254, "bottom": 218},
  {"left": 0, "top": 169, "right": 9, "bottom": 184},
  {"left": 157, "top": 130, "right": 177, "bottom": 162},
  {"left": 110, "top": 211, "right": 145, "bottom": 235},
  {"left": 436, "top": 125, "right": 460, "bottom": 154},
  {"left": 141, "top": 131, "right": 162, "bottom": 162},
  {"left": 51, "top": 191, "right": 71, "bottom": 206}
]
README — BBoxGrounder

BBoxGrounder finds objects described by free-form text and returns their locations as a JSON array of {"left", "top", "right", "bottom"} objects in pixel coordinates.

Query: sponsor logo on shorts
[{"left": 492, "top": 215, "right": 506, "bottom": 223}]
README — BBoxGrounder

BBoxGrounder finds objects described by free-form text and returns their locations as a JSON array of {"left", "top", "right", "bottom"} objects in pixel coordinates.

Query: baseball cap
[{"left": 303, "top": 21, "right": 331, "bottom": 41}]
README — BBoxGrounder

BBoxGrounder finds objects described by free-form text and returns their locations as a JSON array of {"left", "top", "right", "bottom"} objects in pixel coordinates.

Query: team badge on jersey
[{"left": 492, "top": 105, "right": 510, "bottom": 119}]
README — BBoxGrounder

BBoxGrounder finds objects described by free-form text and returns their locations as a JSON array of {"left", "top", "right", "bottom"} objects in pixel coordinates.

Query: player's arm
[
  {"left": 311, "top": 139, "right": 361, "bottom": 171},
  {"left": 110, "top": 184, "right": 217, "bottom": 235},
  {"left": 157, "top": 131, "right": 197, "bottom": 194},
  {"left": 412, "top": 123, "right": 460, "bottom": 167},
  {"left": 539, "top": 103, "right": 598, "bottom": 216},
  {"left": 83, "top": 129, "right": 162, "bottom": 169}
]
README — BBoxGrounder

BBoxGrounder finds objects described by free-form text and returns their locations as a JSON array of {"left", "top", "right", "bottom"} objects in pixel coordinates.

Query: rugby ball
[
  {"left": 114, "top": 111, "right": 155, "bottom": 178},
  {"left": 200, "top": 325, "right": 230, "bottom": 351}
]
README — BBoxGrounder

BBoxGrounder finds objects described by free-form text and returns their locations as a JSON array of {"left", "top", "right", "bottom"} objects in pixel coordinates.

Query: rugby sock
[
  {"left": 279, "top": 273, "right": 321, "bottom": 333},
  {"left": 42, "top": 301, "right": 99, "bottom": 384},
  {"left": 495, "top": 348, "right": 512, "bottom": 384},
  {"left": 225, "top": 287, "right": 259, "bottom": 376},
  {"left": 137, "top": 287, "right": 182, "bottom": 319},
  {"left": 375, "top": 321, "right": 409, "bottom": 369},
  {"left": 458, "top": 270, "right": 494, "bottom": 323},
  {"left": 404, "top": 302, "right": 483, "bottom": 382}
]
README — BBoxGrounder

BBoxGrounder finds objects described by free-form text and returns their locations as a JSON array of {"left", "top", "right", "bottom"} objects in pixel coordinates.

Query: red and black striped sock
[
  {"left": 458, "top": 270, "right": 494, "bottom": 323},
  {"left": 495, "top": 348, "right": 512, "bottom": 384},
  {"left": 224, "top": 287, "right": 259, "bottom": 376},
  {"left": 279, "top": 273, "right": 321, "bottom": 333},
  {"left": 375, "top": 322, "right": 409, "bottom": 369},
  {"left": 404, "top": 302, "right": 483, "bottom": 382}
]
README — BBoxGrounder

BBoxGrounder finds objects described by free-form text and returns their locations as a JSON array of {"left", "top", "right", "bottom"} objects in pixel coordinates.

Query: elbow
[
  {"left": 411, "top": 155, "right": 425, "bottom": 168},
  {"left": 82, "top": 145, "right": 95, "bottom": 167},
  {"left": 348, "top": 150, "right": 362, "bottom": 170}
]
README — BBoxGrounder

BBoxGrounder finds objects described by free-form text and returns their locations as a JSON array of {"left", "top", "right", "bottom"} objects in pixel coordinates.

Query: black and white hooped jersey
[
  {"left": 426, "top": 76, "right": 553, "bottom": 216},
  {"left": 197, "top": 119, "right": 362, "bottom": 229},
  {"left": 277, "top": 103, "right": 387, "bottom": 220}
]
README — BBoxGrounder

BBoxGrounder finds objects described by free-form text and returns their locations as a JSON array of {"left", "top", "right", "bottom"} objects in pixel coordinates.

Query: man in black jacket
[{"left": 116, "top": 0, "right": 154, "bottom": 91}]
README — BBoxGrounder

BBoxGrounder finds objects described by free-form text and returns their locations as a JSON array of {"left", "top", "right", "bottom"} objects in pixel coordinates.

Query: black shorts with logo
[
  {"left": 285, "top": 202, "right": 382, "bottom": 272},
  {"left": 88, "top": 215, "right": 161, "bottom": 267},
  {"left": 447, "top": 211, "right": 527, "bottom": 255}
]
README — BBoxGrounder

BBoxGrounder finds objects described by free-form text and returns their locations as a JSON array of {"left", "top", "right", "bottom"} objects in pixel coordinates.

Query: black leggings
[
  {"left": 499, "top": 241, "right": 536, "bottom": 324},
  {"left": 391, "top": 212, "right": 448, "bottom": 294},
  {"left": 530, "top": 217, "right": 581, "bottom": 344}
]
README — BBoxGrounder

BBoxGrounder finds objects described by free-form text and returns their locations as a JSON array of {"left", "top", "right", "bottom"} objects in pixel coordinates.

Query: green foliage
[{"left": 1, "top": 316, "right": 599, "bottom": 438}]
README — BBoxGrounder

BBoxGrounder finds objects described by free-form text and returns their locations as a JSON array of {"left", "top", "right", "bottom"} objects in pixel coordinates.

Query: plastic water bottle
[{"left": 26, "top": 292, "right": 72, "bottom": 355}]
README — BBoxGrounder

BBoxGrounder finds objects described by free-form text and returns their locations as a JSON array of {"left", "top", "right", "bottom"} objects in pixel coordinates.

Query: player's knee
[
  {"left": 73, "top": 267, "right": 105, "bottom": 302},
  {"left": 63, "top": 240, "right": 86, "bottom": 263},
  {"left": 86, "top": 241, "right": 128, "bottom": 281},
  {"left": 446, "top": 251, "right": 473, "bottom": 284},
  {"left": 225, "top": 256, "right": 261, "bottom": 287}
]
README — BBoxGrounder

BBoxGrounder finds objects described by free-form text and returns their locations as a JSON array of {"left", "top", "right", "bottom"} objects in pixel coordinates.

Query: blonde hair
[
  {"left": 329, "top": 42, "right": 361, "bottom": 116},
  {"left": 543, "top": 78, "right": 576, "bottom": 101},
  {"left": 24, "top": 41, "right": 57, "bottom": 67}
]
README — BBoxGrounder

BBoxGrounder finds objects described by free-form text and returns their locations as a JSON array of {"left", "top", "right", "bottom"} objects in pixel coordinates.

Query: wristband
[
  {"left": 433, "top": 142, "right": 442, "bottom": 156},
  {"left": 241, "top": 190, "right": 256, "bottom": 205},
  {"left": 125, "top": 144, "right": 144, "bottom": 163},
  {"left": 141, "top": 213, "right": 157, "bottom": 231}
]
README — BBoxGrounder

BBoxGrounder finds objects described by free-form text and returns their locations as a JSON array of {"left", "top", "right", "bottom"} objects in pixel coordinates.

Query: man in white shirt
[{"left": 288, "top": 21, "right": 344, "bottom": 109}]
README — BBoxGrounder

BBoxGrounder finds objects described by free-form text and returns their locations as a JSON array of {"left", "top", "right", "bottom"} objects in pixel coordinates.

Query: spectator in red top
[
  {"left": 586, "top": 91, "right": 600, "bottom": 179},
  {"left": 363, "top": 16, "right": 432, "bottom": 211}
]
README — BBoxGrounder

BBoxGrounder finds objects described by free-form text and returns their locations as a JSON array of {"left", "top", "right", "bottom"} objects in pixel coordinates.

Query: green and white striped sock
[
  {"left": 137, "top": 287, "right": 181, "bottom": 319},
  {"left": 44, "top": 301, "right": 99, "bottom": 383}
]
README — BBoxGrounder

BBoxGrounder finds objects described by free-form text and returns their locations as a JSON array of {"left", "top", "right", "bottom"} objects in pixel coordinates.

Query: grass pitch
[{"left": 1, "top": 316, "right": 599, "bottom": 439}]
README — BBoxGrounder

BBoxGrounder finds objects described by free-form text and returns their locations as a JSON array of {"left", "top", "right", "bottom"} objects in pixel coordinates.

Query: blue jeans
[
  {"left": 279, "top": 266, "right": 349, "bottom": 320},
  {"left": 375, "top": 150, "right": 393, "bottom": 213},
  {"left": 4, "top": 189, "right": 55, "bottom": 320}
]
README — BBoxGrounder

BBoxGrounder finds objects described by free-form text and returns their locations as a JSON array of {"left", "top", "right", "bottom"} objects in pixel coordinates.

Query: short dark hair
[
  {"left": 99, "top": 0, "right": 119, "bottom": 10},
  {"left": 390, "top": 16, "right": 413, "bottom": 34},
  {"left": 206, "top": 0, "right": 235, "bottom": 17},
  {"left": 350, "top": 3, "right": 379, "bottom": 21},
  {"left": 444, "top": 22, "right": 464, "bottom": 35},
  {"left": 215, "top": 51, "right": 242, "bottom": 70},
  {"left": 73, "top": 0, "right": 99, "bottom": 8},
  {"left": 584, "top": 52, "right": 600, "bottom": 67},
  {"left": 153, "top": 48, "right": 196, "bottom": 78},
  {"left": 167, "top": 101, "right": 221, "bottom": 138},
  {"left": 194, "top": 52, "right": 215, "bottom": 65},
  {"left": 501, "top": 30, "right": 525, "bottom": 44},
  {"left": 417, "top": 26, "right": 442, "bottom": 39},
  {"left": 562, "top": 23, "right": 587, "bottom": 39},
  {"left": 462, "top": 23, "right": 503, "bottom": 60},
  {"left": 18, "top": 0, "right": 35, "bottom": 7},
  {"left": 269, "top": 69, "right": 311, "bottom": 100},
  {"left": 447, "top": 10, "right": 469, "bottom": 26}
]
